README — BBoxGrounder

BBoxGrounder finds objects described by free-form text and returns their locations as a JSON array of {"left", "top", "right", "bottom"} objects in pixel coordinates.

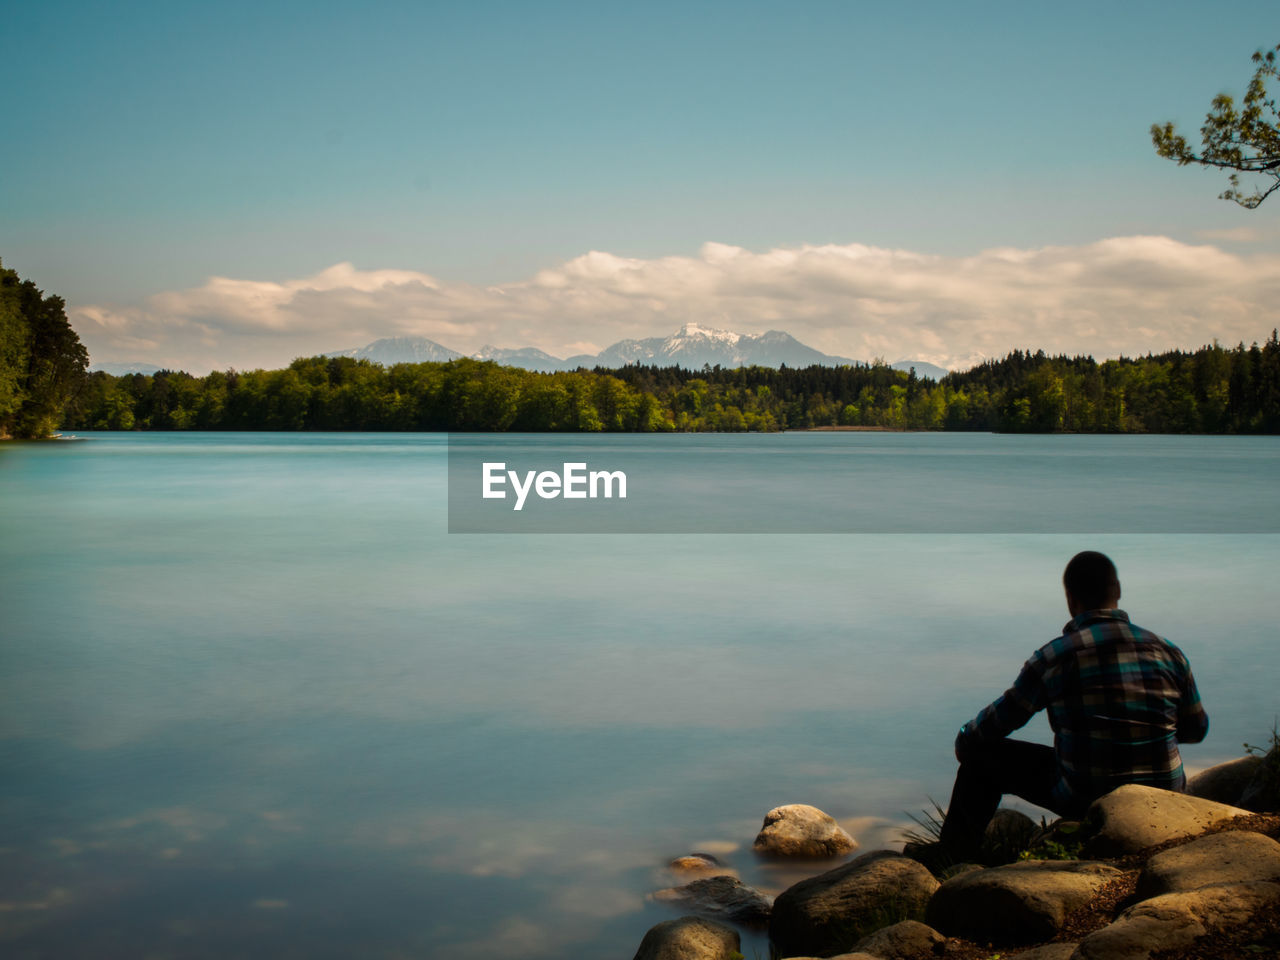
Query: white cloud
[{"left": 75, "top": 237, "right": 1280, "bottom": 373}]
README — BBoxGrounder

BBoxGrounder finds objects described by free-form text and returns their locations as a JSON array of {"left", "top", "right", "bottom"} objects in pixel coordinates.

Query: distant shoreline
[{"left": 786, "top": 425, "right": 908, "bottom": 432}]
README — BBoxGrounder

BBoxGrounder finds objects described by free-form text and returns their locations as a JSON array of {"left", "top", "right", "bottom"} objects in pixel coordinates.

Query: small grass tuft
[
  {"left": 900, "top": 799, "right": 946, "bottom": 848},
  {"left": 1243, "top": 721, "right": 1280, "bottom": 812}
]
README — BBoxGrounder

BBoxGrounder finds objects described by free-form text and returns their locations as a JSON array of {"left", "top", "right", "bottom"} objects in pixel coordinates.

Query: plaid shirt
[{"left": 963, "top": 609, "right": 1209, "bottom": 810}]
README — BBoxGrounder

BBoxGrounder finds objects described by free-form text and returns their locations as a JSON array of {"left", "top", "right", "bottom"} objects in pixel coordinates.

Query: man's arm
[
  {"left": 1175, "top": 655, "right": 1209, "bottom": 745},
  {"left": 955, "top": 653, "right": 1047, "bottom": 760}
]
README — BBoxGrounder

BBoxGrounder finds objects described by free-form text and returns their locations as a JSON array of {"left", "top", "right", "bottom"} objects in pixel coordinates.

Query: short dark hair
[{"left": 1063, "top": 551, "right": 1119, "bottom": 611}]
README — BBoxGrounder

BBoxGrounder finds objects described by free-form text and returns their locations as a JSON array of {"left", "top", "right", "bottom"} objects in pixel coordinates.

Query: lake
[{"left": 1, "top": 431, "right": 1276, "bottom": 959}]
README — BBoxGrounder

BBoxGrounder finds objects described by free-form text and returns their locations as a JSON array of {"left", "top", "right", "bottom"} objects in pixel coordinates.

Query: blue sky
[{"left": 2, "top": 1, "right": 1278, "bottom": 370}]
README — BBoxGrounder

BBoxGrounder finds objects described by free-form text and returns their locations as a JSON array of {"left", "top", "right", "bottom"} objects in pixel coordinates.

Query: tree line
[{"left": 64, "top": 333, "right": 1280, "bottom": 434}]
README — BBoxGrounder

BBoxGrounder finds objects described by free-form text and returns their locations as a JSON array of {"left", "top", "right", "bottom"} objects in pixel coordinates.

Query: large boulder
[
  {"left": 1073, "top": 880, "right": 1280, "bottom": 960},
  {"left": 1072, "top": 911, "right": 1202, "bottom": 960},
  {"left": 768, "top": 851, "right": 939, "bottom": 958},
  {"left": 650, "top": 876, "right": 774, "bottom": 926},
  {"left": 924, "top": 859, "right": 1121, "bottom": 944},
  {"left": 1081, "top": 784, "right": 1251, "bottom": 857},
  {"left": 1134, "top": 830, "right": 1280, "bottom": 900},
  {"left": 1185, "top": 756, "right": 1262, "bottom": 806},
  {"left": 849, "top": 919, "right": 946, "bottom": 959},
  {"left": 631, "top": 915, "right": 741, "bottom": 960},
  {"left": 754, "top": 804, "right": 857, "bottom": 859}
]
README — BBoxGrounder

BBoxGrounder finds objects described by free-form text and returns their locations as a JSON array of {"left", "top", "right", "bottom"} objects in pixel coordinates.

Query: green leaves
[{"left": 1152, "top": 43, "right": 1280, "bottom": 208}]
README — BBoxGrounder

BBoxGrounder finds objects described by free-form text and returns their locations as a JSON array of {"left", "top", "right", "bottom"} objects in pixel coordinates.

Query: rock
[
  {"left": 980, "top": 808, "right": 1039, "bottom": 864},
  {"left": 754, "top": 804, "right": 857, "bottom": 859},
  {"left": 1185, "top": 756, "right": 1262, "bottom": 806},
  {"left": 1072, "top": 911, "right": 1203, "bottom": 960},
  {"left": 988, "top": 808, "right": 1038, "bottom": 834},
  {"left": 669, "top": 853, "right": 736, "bottom": 879},
  {"left": 1241, "top": 742, "right": 1279, "bottom": 812},
  {"left": 1134, "top": 830, "right": 1280, "bottom": 900},
  {"left": 650, "top": 876, "right": 774, "bottom": 926},
  {"left": 768, "top": 851, "right": 939, "bottom": 958},
  {"left": 938, "top": 862, "right": 984, "bottom": 881},
  {"left": 631, "top": 915, "right": 741, "bottom": 960},
  {"left": 1081, "top": 784, "right": 1251, "bottom": 857},
  {"left": 1074, "top": 880, "right": 1280, "bottom": 960},
  {"left": 850, "top": 919, "right": 946, "bottom": 959},
  {"left": 924, "top": 859, "right": 1122, "bottom": 944}
]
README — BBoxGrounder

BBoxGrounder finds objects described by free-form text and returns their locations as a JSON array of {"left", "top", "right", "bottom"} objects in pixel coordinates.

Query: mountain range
[
  {"left": 323, "top": 324, "right": 952, "bottom": 379},
  {"left": 88, "top": 324, "right": 951, "bottom": 379}
]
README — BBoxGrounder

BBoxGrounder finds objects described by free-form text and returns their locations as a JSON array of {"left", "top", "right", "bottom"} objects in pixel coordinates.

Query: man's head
[{"left": 1063, "top": 551, "right": 1121, "bottom": 616}]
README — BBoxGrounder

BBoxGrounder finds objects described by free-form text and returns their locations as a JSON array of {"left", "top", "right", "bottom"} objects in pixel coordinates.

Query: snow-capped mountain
[{"left": 563, "top": 323, "right": 857, "bottom": 369}]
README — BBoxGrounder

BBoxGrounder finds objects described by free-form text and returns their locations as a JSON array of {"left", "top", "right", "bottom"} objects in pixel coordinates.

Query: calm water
[{"left": 1, "top": 432, "right": 1277, "bottom": 959}]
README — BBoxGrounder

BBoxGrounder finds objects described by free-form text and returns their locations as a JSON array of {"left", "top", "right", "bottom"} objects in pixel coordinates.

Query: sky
[{"left": 2, "top": 0, "right": 1278, "bottom": 372}]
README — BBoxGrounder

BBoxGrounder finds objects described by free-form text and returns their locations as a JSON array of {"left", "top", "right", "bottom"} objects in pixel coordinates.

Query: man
[{"left": 930, "top": 550, "right": 1209, "bottom": 864}]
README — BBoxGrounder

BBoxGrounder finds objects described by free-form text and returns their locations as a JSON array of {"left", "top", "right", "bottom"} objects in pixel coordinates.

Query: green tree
[
  {"left": 0, "top": 263, "right": 89, "bottom": 438},
  {"left": 1152, "top": 43, "right": 1280, "bottom": 208},
  {"left": 0, "top": 264, "right": 31, "bottom": 425}
]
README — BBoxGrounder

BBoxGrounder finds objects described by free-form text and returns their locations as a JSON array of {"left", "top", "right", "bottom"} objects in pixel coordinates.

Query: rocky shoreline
[{"left": 631, "top": 750, "right": 1280, "bottom": 960}]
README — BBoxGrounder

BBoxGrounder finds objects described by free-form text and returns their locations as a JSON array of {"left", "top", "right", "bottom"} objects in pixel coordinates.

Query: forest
[{"left": 64, "top": 332, "right": 1280, "bottom": 434}]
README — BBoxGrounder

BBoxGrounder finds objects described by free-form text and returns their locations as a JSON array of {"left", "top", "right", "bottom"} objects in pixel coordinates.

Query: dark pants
[{"left": 937, "top": 738, "right": 1077, "bottom": 861}]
